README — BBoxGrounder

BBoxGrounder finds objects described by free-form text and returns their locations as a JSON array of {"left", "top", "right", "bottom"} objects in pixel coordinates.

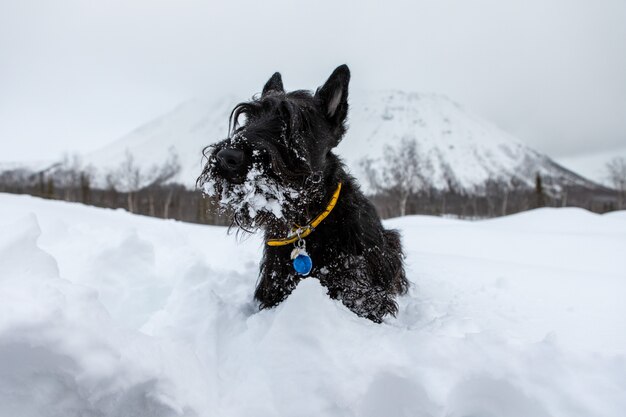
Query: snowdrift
[{"left": 0, "top": 193, "right": 624, "bottom": 417}]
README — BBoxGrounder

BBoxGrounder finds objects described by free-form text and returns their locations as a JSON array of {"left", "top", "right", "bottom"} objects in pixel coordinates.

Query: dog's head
[{"left": 197, "top": 65, "right": 350, "bottom": 231}]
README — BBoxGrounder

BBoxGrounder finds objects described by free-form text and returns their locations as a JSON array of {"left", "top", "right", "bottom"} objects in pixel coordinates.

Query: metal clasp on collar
[
  {"left": 288, "top": 224, "right": 312, "bottom": 240},
  {"left": 305, "top": 171, "right": 323, "bottom": 187}
]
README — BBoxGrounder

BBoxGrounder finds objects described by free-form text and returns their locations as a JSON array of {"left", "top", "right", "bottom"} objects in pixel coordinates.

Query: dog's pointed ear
[
  {"left": 315, "top": 64, "right": 350, "bottom": 133},
  {"left": 262, "top": 72, "right": 284, "bottom": 96}
]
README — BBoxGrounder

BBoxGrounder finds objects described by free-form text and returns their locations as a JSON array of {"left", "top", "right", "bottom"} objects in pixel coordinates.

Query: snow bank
[
  {"left": 0, "top": 214, "right": 212, "bottom": 417},
  {"left": 0, "top": 193, "right": 624, "bottom": 417}
]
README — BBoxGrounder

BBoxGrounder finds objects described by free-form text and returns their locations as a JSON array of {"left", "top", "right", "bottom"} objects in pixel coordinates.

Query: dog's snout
[{"left": 216, "top": 148, "right": 245, "bottom": 172}]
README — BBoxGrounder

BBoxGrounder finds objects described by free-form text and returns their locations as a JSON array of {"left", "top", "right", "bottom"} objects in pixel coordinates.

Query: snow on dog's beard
[{"left": 202, "top": 161, "right": 300, "bottom": 231}]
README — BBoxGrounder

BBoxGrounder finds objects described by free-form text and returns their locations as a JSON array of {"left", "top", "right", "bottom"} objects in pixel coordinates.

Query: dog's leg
[
  {"left": 254, "top": 248, "right": 299, "bottom": 309},
  {"left": 320, "top": 261, "right": 399, "bottom": 323},
  {"left": 381, "top": 229, "right": 409, "bottom": 295},
  {"left": 341, "top": 282, "right": 399, "bottom": 323}
]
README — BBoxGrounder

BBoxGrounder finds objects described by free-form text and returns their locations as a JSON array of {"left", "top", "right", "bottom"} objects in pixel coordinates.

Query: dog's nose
[{"left": 216, "top": 148, "right": 245, "bottom": 172}]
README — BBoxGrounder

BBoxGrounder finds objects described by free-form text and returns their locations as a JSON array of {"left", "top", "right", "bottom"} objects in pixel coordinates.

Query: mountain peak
[{"left": 79, "top": 91, "right": 597, "bottom": 191}]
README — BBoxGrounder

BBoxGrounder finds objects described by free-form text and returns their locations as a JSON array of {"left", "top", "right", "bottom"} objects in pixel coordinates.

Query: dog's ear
[
  {"left": 315, "top": 64, "right": 350, "bottom": 137},
  {"left": 262, "top": 72, "right": 284, "bottom": 96}
]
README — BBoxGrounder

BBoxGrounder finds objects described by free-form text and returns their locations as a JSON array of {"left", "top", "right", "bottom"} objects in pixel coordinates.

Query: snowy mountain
[
  {"left": 77, "top": 91, "right": 598, "bottom": 191},
  {"left": 341, "top": 91, "right": 598, "bottom": 191},
  {"left": 1, "top": 193, "right": 625, "bottom": 416},
  {"left": 80, "top": 95, "right": 238, "bottom": 189}
]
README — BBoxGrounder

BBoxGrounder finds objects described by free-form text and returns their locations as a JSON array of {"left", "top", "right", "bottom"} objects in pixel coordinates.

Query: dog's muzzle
[{"left": 216, "top": 147, "right": 247, "bottom": 182}]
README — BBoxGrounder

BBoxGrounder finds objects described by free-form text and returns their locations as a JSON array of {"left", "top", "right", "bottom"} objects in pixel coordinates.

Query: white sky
[{"left": 1, "top": 0, "right": 625, "bottom": 162}]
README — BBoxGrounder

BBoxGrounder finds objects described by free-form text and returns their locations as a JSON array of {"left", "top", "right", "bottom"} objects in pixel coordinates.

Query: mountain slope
[
  {"left": 80, "top": 91, "right": 599, "bottom": 191},
  {"left": 82, "top": 96, "right": 238, "bottom": 188},
  {"left": 341, "top": 91, "right": 597, "bottom": 191}
]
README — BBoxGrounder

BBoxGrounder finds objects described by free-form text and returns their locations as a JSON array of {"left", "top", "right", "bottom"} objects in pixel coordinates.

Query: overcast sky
[{"left": 1, "top": 0, "right": 625, "bottom": 162}]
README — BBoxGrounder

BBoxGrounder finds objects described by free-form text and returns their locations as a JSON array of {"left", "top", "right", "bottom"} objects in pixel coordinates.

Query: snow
[
  {"left": 202, "top": 163, "right": 299, "bottom": 223},
  {"left": 69, "top": 91, "right": 597, "bottom": 192},
  {"left": 1, "top": 193, "right": 625, "bottom": 416}
]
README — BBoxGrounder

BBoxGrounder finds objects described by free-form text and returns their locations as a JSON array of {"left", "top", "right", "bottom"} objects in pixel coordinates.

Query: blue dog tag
[
  {"left": 293, "top": 253, "right": 313, "bottom": 275},
  {"left": 291, "top": 245, "right": 313, "bottom": 276}
]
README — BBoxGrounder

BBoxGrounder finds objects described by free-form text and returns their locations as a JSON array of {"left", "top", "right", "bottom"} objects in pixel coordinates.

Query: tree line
[
  {"left": 360, "top": 138, "right": 623, "bottom": 219},
  {"left": 1, "top": 145, "right": 624, "bottom": 224},
  {"left": 0, "top": 151, "right": 229, "bottom": 226}
]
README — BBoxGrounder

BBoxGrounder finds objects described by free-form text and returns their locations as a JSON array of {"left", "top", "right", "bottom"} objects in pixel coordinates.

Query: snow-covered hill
[
  {"left": 78, "top": 91, "right": 598, "bottom": 191},
  {"left": 341, "top": 91, "right": 597, "bottom": 191},
  {"left": 81, "top": 95, "right": 238, "bottom": 189},
  {"left": 1, "top": 193, "right": 624, "bottom": 416}
]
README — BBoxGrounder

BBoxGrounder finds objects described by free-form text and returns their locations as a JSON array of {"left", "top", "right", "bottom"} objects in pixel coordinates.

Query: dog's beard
[{"left": 200, "top": 160, "right": 301, "bottom": 231}]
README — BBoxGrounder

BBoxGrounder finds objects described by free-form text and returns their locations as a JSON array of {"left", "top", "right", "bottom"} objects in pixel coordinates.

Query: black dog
[{"left": 198, "top": 65, "right": 408, "bottom": 322}]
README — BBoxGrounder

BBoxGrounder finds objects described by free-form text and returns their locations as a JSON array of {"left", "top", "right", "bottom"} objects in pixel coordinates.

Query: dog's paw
[
  {"left": 341, "top": 288, "right": 398, "bottom": 323},
  {"left": 363, "top": 296, "right": 398, "bottom": 323}
]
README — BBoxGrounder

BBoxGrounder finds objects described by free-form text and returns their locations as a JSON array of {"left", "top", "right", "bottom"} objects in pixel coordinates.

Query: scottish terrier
[{"left": 197, "top": 65, "right": 408, "bottom": 323}]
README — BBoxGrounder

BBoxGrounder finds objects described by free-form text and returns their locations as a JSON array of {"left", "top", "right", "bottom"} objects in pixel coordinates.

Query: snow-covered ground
[{"left": 0, "top": 193, "right": 624, "bottom": 417}]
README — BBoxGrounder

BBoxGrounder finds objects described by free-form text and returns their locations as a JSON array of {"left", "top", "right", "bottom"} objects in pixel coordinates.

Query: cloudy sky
[{"left": 1, "top": 0, "right": 625, "bottom": 162}]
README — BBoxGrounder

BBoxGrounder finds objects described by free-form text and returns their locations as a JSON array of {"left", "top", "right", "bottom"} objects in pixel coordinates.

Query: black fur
[{"left": 197, "top": 65, "right": 408, "bottom": 322}]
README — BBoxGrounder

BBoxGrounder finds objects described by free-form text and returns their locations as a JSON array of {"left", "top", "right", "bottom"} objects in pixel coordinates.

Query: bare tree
[
  {"left": 111, "top": 149, "right": 182, "bottom": 215},
  {"left": 361, "top": 137, "right": 430, "bottom": 217},
  {"left": 500, "top": 176, "right": 524, "bottom": 215},
  {"left": 116, "top": 151, "right": 142, "bottom": 212},
  {"left": 606, "top": 157, "right": 626, "bottom": 209},
  {"left": 146, "top": 150, "right": 181, "bottom": 218},
  {"left": 484, "top": 179, "right": 502, "bottom": 217},
  {"left": 361, "top": 157, "right": 380, "bottom": 193},
  {"left": 500, "top": 179, "right": 510, "bottom": 215},
  {"left": 146, "top": 149, "right": 181, "bottom": 188},
  {"left": 79, "top": 165, "right": 96, "bottom": 204},
  {"left": 55, "top": 154, "right": 83, "bottom": 201}
]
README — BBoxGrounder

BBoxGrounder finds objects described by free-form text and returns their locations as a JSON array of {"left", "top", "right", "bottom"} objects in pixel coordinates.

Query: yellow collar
[{"left": 266, "top": 182, "right": 342, "bottom": 247}]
